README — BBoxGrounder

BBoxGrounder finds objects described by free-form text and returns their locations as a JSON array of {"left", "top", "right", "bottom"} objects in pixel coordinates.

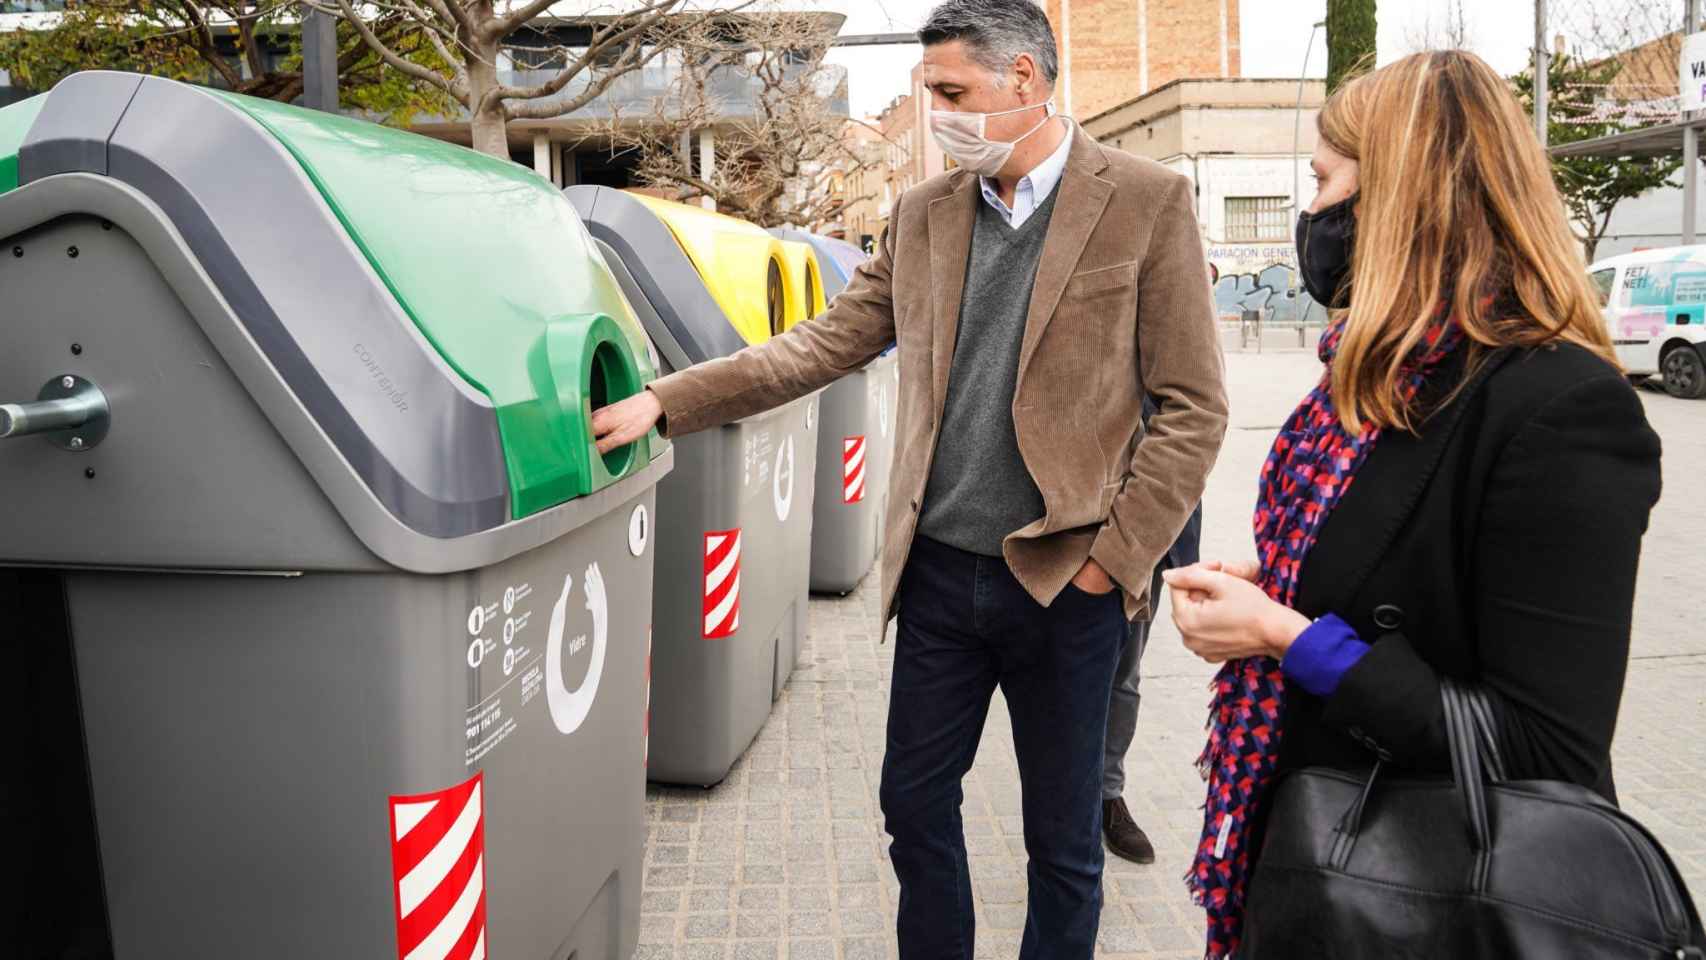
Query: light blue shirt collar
[{"left": 979, "top": 120, "right": 1074, "bottom": 229}]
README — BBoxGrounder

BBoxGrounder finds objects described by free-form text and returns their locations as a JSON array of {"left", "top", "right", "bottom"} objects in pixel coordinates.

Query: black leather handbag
[{"left": 1241, "top": 679, "right": 1706, "bottom": 959}]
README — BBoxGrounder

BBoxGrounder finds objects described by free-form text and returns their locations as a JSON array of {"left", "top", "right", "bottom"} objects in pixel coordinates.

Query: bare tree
[
  {"left": 1501, "top": 1, "right": 1689, "bottom": 259},
  {"left": 1404, "top": 0, "right": 1473, "bottom": 52},
  {"left": 589, "top": 8, "right": 873, "bottom": 228},
  {"left": 315, "top": 0, "right": 742, "bottom": 157},
  {"left": 1549, "top": 0, "right": 1683, "bottom": 114}
]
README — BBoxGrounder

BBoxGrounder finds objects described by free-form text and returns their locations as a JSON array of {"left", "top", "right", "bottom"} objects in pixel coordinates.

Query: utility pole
[
  {"left": 1686, "top": 0, "right": 1700, "bottom": 244},
  {"left": 302, "top": 4, "right": 339, "bottom": 113},
  {"left": 1533, "top": 0, "right": 1548, "bottom": 147}
]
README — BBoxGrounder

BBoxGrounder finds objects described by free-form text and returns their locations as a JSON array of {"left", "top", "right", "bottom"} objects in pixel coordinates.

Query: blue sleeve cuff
[{"left": 1280, "top": 613, "right": 1371, "bottom": 698}]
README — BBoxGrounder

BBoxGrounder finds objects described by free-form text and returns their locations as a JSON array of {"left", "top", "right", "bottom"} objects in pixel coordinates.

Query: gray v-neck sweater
[{"left": 917, "top": 186, "right": 1061, "bottom": 557}]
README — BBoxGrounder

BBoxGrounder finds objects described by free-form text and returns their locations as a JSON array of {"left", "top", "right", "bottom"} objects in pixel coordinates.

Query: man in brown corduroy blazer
[{"left": 593, "top": 2, "right": 1226, "bottom": 954}]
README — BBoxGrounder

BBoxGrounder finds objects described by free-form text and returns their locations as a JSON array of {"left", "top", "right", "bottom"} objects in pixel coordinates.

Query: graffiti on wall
[{"left": 1207, "top": 244, "right": 1328, "bottom": 325}]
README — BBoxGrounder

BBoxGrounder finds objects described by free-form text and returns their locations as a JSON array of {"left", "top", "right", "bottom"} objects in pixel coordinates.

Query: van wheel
[{"left": 1660, "top": 343, "right": 1706, "bottom": 399}]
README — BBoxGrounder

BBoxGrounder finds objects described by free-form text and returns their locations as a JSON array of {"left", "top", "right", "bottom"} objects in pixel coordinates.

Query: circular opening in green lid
[{"left": 590, "top": 339, "right": 639, "bottom": 478}]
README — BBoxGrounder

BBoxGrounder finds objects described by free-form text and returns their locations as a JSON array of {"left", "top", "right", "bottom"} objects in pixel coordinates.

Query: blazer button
[
  {"left": 910, "top": 499, "right": 919, "bottom": 513},
  {"left": 1373, "top": 604, "right": 1405, "bottom": 630}
]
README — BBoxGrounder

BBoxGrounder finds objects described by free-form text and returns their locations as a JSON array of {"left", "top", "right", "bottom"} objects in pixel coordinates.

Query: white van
[{"left": 1588, "top": 245, "right": 1706, "bottom": 399}]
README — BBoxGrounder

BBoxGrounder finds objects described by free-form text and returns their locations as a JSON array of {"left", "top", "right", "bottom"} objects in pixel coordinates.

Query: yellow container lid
[
  {"left": 776, "top": 239, "right": 828, "bottom": 330},
  {"left": 628, "top": 194, "right": 795, "bottom": 345}
]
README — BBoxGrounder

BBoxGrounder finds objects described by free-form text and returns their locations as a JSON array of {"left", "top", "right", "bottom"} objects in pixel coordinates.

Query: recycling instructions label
[
  {"left": 461, "top": 557, "right": 612, "bottom": 766},
  {"left": 743, "top": 428, "right": 774, "bottom": 490}
]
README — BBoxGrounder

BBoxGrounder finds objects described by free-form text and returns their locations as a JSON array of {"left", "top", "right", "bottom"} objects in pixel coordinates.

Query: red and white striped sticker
[
  {"left": 703, "top": 529, "right": 742, "bottom": 639},
  {"left": 388, "top": 773, "right": 488, "bottom": 960},
  {"left": 842, "top": 435, "right": 868, "bottom": 504}
]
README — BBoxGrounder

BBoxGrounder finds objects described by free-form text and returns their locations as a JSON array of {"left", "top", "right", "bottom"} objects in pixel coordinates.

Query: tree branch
[
  {"left": 392, "top": 0, "right": 470, "bottom": 76},
  {"left": 234, "top": 6, "right": 266, "bottom": 81},
  {"left": 328, "top": 0, "right": 459, "bottom": 97},
  {"left": 174, "top": 0, "right": 245, "bottom": 90},
  {"left": 410, "top": 0, "right": 477, "bottom": 41}
]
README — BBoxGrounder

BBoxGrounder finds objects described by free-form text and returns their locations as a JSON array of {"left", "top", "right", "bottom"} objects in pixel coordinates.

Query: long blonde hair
[{"left": 1318, "top": 50, "right": 1616, "bottom": 431}]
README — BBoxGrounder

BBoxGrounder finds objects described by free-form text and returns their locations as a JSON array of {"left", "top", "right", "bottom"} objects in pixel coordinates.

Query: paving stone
[
  {"left": 735, "top": 912, "right": 783, "bottom": 939},
  {"left": 684, "top": 914, "right": 732, "bottom": 940},
  {"left": 738, "top": 887, "right": 782, "bottom": 912},
  {"left": 787, "top": 886, "right": 833, "bottom": 912},
  {"left": 643, "top": 889, "right": 684, "bottom": 915},
  {"left": 688, "top": 888, "right": 732, "bottom": 913},
  {"left": 783, "top": 940, "right": 835, "bottom": 960}
]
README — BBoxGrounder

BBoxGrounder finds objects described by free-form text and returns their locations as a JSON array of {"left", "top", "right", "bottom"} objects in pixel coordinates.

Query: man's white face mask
[{"left": 930, "top": 99, "right": 1059, "bottom": 178}]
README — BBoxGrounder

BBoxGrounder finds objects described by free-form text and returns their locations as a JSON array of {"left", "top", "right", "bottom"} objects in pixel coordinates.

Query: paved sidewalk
[{"left": 636, "top": 351, "right": 1706, "bottom": 959}]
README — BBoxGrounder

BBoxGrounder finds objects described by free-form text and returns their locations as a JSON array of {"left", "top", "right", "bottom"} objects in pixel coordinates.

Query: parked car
[{"left": 1589, "top": 245, "right": 1706, "bottom": 399}]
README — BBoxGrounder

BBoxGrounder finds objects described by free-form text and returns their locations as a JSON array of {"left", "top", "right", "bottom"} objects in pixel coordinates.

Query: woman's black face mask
[{"left": 1295, "top": 194, "right": 1358, "bottom": 307}]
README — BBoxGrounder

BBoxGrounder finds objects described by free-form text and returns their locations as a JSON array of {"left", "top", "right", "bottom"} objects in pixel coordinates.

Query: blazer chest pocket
[{"left": 1062, "top": 261, "right": 1138, "bottom": 303}]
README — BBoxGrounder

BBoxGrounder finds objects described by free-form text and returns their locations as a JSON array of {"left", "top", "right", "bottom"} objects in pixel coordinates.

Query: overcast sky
[{"left": 825, "top": 0, "right": 1545, "bottom": 119}]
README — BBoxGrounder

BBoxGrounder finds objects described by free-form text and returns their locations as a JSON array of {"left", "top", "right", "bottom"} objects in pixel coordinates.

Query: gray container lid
[
  {"left": 6, "top": 73, "right": 670, "bottom": 573},
  {"left": 566, "top": 186, "right": 750, "bottom": 367}
]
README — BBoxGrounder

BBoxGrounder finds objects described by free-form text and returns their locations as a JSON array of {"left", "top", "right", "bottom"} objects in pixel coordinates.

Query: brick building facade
[
  {"left": 834, "top": 62, "right": 954, "bottom": 251},
  {"left": 1042, "top": 0, "right": 1241, "bottom": 121}
]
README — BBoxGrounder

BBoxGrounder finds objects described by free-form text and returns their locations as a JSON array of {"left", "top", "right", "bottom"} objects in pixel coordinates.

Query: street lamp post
[
  {"left": 1293, "top": 20, "right": 1326, "bottom": 221},
  {"left": 1534, "top": 0, "right": 1548, "bottom": 146}
]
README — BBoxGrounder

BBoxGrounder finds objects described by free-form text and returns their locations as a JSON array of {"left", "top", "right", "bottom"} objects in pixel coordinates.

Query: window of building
[{"left": 1224, "top": 196, "right": 1290, "bottom": 243}]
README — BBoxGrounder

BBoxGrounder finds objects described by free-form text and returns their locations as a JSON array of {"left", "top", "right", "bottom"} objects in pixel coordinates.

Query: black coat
[{"left": 1280, "top": 342, "right": 1663, "bottom": 802}]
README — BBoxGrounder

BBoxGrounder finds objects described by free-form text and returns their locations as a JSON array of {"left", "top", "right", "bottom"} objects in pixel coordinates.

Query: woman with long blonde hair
[{"left": 1162, "top": 51, "right": 1665, "bottom": 957}]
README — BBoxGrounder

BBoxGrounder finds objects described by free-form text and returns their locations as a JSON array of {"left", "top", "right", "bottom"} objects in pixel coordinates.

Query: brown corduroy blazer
[{"left": 648, "top": 124, "right": 1228, "bottom": 623}]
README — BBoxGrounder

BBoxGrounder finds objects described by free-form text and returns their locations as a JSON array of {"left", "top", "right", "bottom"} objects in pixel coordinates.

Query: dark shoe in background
[{"left": 1103, "top": 797, "right": 1155, "bottom": 865}]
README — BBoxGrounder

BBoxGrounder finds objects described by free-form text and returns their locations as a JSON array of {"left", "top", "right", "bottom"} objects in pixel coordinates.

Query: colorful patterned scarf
[{"left": 1186, "top": 313, "right": 1464, "bottom": 959}]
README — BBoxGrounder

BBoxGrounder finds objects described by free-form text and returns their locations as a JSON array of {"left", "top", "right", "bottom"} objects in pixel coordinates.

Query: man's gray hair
[{"left": 918, "top": 0, "right": 1060, "bottom": 87}]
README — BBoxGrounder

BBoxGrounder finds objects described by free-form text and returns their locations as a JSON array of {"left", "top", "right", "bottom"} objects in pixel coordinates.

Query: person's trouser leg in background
[
  {"left": 1102, "top": 566, "right": 1169, "bottom": 864},
  {"left": 880, "top": 536, "right": 1125, "bottom": 960}
]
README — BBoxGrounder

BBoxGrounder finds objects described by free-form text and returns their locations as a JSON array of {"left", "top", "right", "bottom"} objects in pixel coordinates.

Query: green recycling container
[{"left": 0, "top": 72, "right": 669, "bottom": 960}]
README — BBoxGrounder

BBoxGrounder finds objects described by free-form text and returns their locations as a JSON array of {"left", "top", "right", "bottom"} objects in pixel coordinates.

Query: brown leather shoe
[{"left": 1103, "top": 797, "right": 1155, "bottom": 864}]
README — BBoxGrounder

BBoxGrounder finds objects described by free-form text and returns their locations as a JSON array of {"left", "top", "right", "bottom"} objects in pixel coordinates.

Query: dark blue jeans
[{"left": 881, "top": 536, "right": 1127, "bottom": 960}]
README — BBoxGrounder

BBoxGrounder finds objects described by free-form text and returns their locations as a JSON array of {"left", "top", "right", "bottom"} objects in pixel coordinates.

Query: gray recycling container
[
  {"left": 773, "top": 229, "right": 898, "bottom": 594},
  {"left": 569, "top": 185, "right": 821, "bottom": 787},
  {"left": 803, "top": 351, "right": 899, "bottom": 593},
  {"left": 0, "top": 73, "right": 670, "bottom": 960}
]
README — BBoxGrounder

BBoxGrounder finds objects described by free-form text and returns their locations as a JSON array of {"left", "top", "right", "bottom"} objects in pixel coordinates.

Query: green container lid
[
  {"left": 205, "top": 91, "right": 659, "bottom": 519},
  {"left": 0, "top": 95, "right": 48, "bottom": 196}
]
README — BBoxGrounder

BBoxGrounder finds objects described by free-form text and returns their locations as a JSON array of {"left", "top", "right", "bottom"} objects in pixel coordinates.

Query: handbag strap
[
  {"left": 1463, "top": 684, "right": 1509, "bottom": 783},
  {"left": 1441, "top": 678, "right": 1492, "bottom": 855},
  {"left": 1332, "top": 680, "right": 1501, "bottom": 881},
  {"left": 1329, "top": 759, "right": 1383, "bottom": 871}
]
